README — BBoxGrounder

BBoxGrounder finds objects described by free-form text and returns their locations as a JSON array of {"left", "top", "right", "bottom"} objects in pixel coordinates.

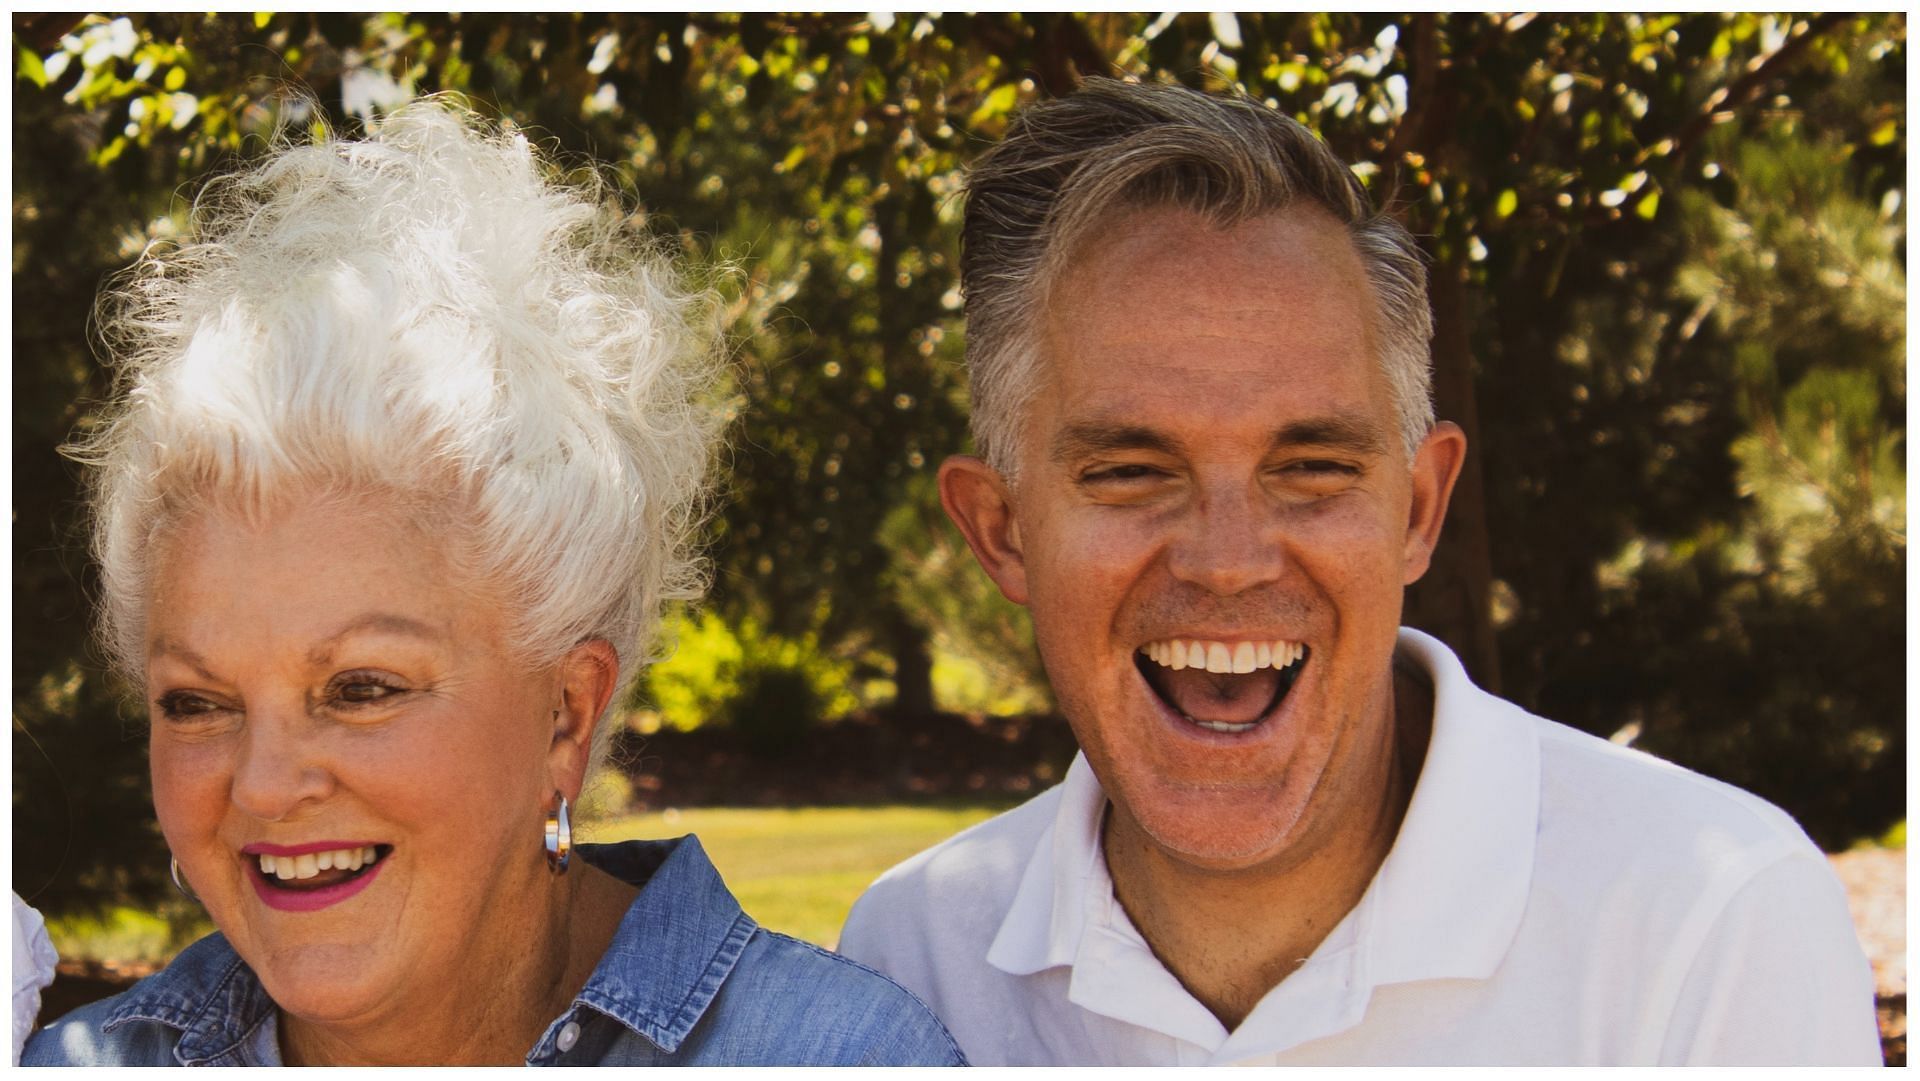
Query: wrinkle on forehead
[{"left": 1039, "top": 203, "right": 1380, "bottom": 380}]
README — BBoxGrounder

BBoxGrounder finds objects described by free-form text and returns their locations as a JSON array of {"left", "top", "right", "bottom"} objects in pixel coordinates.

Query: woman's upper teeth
[
  {"left": 1141, "top": 638, "right": 1305, "bottom": 673},
  {"left": 258, "top": 846, "right": 378, "bottom": 880}
]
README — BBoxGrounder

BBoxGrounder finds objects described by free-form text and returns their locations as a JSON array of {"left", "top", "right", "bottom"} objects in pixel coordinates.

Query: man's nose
[
  {"left": 1165, "top": 483, "right": 1284, "bottom": 596},
  {"left": 228, "top": 703, "right": 336, "bottom": 822}
]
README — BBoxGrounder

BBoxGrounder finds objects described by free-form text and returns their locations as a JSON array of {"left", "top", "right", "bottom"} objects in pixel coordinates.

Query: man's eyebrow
[
  {"left": 306, "top": 613, "right": 447, "bottom": 664},
  {"left": 1270, "top": 415, "right": 1392, "bottom": 454},
  {"left": 1050, "top": 423, "right": 1183, "bottom": 463}
]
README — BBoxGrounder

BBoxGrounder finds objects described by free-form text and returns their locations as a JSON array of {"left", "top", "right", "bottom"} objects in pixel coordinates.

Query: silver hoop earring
[
  {"left": 169, "top": 856, "right": 200, "bottom": 902},
  {"left": 544, "top": 791, "right": 572, "bottom": 874}
]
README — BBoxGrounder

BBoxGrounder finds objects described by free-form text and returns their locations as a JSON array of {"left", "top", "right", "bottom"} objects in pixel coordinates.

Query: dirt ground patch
[{"left": 1830, "top": 846, "right": 1905, "bottom": 1065}]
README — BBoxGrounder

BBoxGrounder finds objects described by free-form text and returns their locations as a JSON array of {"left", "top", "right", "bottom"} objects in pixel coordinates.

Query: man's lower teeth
[{"left": 1190, "top": 717, "right": 1259, "bottom": 733}]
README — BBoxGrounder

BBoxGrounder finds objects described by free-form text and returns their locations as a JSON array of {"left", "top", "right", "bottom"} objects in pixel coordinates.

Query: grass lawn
[
  {"left": 45, "top": 802, "right": 1017, "bottom": 965},
  {"left": 589, "top": 802, "right": 1016, "bottom": 948}
]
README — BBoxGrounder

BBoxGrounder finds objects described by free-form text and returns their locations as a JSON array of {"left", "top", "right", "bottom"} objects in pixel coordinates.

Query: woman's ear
[
  {"left": 546, "top": 637, "right": 620, "bottom": 799},
  {"left": 938, "top": 455, "right": 1029, "bottom": 606}
]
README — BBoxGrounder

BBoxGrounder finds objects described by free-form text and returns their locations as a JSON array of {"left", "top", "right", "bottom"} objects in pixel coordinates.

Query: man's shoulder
[
  {"left": 840, "top": 781, "right": 1064, "bottom": 962},
  {"left": 857, "top": 783, "right": 1062, "bottom": 915},
  {"left": 1529, "top": 713, "right": 1822, "bottom": 879}
]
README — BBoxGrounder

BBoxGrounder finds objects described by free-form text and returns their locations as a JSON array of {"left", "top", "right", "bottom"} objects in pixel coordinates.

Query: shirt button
[{"left": 556, "top": 1021, "right": 580, "bottom": 1052}]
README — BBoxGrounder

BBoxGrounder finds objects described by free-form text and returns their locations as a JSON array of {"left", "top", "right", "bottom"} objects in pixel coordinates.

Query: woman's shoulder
[
  {"left": 712, "top": 927, "right": 967, "bottom": 1065},
  {"left": 22, "top": 932, "right": 265, "bottom": 1067},
  {"left": 21, "top": 990, "right": 178, "bottom": 1066}
]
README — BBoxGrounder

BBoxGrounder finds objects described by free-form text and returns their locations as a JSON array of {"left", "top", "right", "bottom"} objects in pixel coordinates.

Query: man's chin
[{"left": 1111, "top": 780, "right": 1313, "bottom": 873}]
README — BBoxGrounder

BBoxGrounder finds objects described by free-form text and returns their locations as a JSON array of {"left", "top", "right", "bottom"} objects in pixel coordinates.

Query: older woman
[{"left": 22, "top": 103, "right": 963, "bottom": 1067}]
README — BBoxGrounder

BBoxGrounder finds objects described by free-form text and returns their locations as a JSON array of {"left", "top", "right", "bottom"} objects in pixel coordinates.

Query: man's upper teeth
[
  {"left": 258, "top": 846, "right": 378, "bottom": 880},
  {"left": 1142, "top": 639, "right": 1304, "bottom": 673}
]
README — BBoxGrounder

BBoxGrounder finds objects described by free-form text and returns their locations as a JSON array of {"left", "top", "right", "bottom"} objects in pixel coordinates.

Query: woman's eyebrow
[
  {"left": 306, "top": 613, "right": 447, "bottom": 664},
  {"left": 147, "top": 638, "right": 220, "bottom": 682}
]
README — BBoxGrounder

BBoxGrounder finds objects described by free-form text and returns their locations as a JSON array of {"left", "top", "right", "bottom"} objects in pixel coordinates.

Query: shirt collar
[
  {"left": 1365, "top": 628, "right": 1539, "bottom": 984},
  {"left": 986, "top": 626, "right": 1540, "bottom": 997},
  {"left": 103, "top": 835, "right": 755, "bottom": 1065},
  {"left": 534, "top": 836, "right": 756, "bottom": 1058},
  {"left": 101, "top": 931, "right": 277, "bottom": 1065}
]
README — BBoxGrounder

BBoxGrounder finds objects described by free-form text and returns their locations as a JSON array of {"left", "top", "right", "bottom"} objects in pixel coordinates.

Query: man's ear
[
  {"left": 546, "top": 637, "right": 620, "bottom": 800},
  {"left": 938, "top": 455, "right": 1030, "bottom": 606},
  {"left": 1402, "top": 421, "right": 1467, "bottom": 585}
]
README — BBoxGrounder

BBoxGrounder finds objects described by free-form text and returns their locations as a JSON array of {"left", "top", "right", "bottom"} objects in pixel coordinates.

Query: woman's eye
[
  {"left": 332, "top": 675, "right": 403, "bottom": 705},
  {"left": 155, "top": 691, "right": 224, "bottom": 720}
]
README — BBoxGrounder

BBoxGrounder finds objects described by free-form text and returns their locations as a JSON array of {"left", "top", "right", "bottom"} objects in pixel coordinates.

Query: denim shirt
[{"left": 23, "top": 836, "right": 966, "bottom": 1066}]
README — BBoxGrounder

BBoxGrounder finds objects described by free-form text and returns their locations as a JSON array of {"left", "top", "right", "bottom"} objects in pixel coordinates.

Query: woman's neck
[{"left": 276, "top": 863, "right": 638, "bottom": 1065}]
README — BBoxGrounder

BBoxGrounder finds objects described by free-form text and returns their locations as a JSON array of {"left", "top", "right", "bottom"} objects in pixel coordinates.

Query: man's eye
[
  {"left": 1290, "top": 460, "right": 1359, "bottom": 476},
  {"left": 1084, "top": 464, "right": 1165, "bottom": 483}
]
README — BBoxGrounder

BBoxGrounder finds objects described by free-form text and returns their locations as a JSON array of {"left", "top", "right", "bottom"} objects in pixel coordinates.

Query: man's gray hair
[{"left": 961, "top": 77, "right": 1434, "bottom": 476}]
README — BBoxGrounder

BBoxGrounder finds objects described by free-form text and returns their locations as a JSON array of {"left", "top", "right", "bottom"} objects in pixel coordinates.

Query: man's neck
[{"left": 1102, "top": 659, "right": 1434, "bottom": 1031}]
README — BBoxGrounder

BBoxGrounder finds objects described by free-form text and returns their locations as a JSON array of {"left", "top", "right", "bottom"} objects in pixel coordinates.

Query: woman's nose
[{"left": 227, "top": 704, "right": 336, "bottom": 823}]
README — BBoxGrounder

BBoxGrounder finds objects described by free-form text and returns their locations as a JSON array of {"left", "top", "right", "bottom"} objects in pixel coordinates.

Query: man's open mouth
[
  {"left": 253, "top": 845, "right": 391, "bottom": 892},
  {"left": 1136, "top": 639, "right": 1310, "bottom": 733}
]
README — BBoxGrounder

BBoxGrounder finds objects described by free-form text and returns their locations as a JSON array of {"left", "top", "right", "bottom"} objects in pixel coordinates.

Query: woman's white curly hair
[{"left": 69, "top": 100, "right": 722, "bottom": 770}]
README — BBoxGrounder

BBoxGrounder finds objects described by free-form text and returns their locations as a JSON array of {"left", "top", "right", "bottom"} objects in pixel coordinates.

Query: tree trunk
[
  {"left": 881, "top": 603, "right": 937, "bottom": 720},
  {"left": 1403, "top": 254, "right": 1502, "bottom": 693}
]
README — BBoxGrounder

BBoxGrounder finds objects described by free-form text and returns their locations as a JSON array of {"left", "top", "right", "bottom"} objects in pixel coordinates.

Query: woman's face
[{"left": 144, "top": 492, "right": 589, "bottom": 1026}]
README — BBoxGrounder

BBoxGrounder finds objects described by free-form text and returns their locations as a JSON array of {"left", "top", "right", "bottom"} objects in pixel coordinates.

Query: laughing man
[{"left": 836, "top": 79, "right": 1880, "bottom": 1066}]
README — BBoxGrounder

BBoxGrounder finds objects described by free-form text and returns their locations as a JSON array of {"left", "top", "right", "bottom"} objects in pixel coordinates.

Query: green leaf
[
  {"left": 1868, "top": 119, "right": 1898, "bottom": 147},
  {"left": 966, "top": 82, "right": 1017, "bottom": 129},
  {"left": 163, "top": 65, "right": 185, "bottom": 91},
  {"left": 16, "top": 43, "right": 47, "bottom": 88},
  {"left": 1495, "top": 188, "right": 1518, "bottom": 219},
  {"left": 94, "top": 134, "right": 128, "bottom": 166},
  {"left": 1635, "top": 190, "right": 1659, "bottom": 220},
  {"left": 253, "top": 12, "right": 273, "bottom": 30}
]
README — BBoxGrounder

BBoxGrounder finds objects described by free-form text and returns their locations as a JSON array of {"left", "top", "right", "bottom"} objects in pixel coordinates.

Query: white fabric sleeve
[
  {"left": 12, "top": 891, "right": 60, "bottom": 1066},
  {"left": 1658, "top": 851, "right": 1884, "bottom": 1065}
]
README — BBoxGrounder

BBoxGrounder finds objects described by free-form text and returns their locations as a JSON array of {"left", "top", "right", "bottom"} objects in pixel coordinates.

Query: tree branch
[{"left": 1671, "top": 13, "right": 1849, "bottom": 161}]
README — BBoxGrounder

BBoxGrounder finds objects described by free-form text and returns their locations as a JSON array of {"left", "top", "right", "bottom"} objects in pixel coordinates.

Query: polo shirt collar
[
  {"left": 984, "top": 627, "right": 1540, "bottom": 1046},
  {"left": 1366, "top": 628, "right": 1539, "bottom": 984}
]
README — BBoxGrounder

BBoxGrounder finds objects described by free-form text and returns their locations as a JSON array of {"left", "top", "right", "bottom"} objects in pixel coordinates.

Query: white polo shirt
[{"left": 838, "top": 629, "right": 1881, "bottom": 1065}]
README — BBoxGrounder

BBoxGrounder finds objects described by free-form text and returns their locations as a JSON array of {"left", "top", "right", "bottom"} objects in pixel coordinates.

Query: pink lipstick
[{"left": 242, "top": 841, "right": 388, "bottom": 913}]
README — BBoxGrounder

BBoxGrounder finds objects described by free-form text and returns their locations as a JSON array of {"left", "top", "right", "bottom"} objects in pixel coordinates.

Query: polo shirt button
[{"left": 556, "top": 1021, "right": 580, "bottom": 1052}]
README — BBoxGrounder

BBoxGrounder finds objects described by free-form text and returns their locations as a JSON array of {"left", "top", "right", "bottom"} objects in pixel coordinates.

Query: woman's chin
[{"left": 251, "top": 944, "right": 400, "bottom": 1026}]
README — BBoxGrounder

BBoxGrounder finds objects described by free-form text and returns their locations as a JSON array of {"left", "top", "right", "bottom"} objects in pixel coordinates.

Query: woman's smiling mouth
[
  {"left": 243, "top": 842, "right": 391, "bottom": 912},
  {"left": 1136, "top": 638, "right": 1310, "bottom": 732}
]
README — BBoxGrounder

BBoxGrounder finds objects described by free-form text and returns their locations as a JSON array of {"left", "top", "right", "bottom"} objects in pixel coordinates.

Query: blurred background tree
[{"left": 13, "top": 13, "right": 1904, "bottom": 918}]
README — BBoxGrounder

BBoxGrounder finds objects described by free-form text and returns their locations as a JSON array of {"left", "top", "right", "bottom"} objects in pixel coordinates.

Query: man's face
[{"left": 942, "top": 204, "right": 1460, "bottom": 872}]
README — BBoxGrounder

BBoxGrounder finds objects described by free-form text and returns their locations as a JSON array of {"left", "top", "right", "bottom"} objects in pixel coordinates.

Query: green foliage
[
  {"left": 11, "top": 12, "right": 1907, "bottom": 921},
  {"left": 879, "top": 474, "right": 1052, "bottom": 716},
  {"left": 641, "top": 610, "right": 859, "bottom": 752},
  {"left": 44, "top": 900, "right": 211, "bottom": 966}
]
